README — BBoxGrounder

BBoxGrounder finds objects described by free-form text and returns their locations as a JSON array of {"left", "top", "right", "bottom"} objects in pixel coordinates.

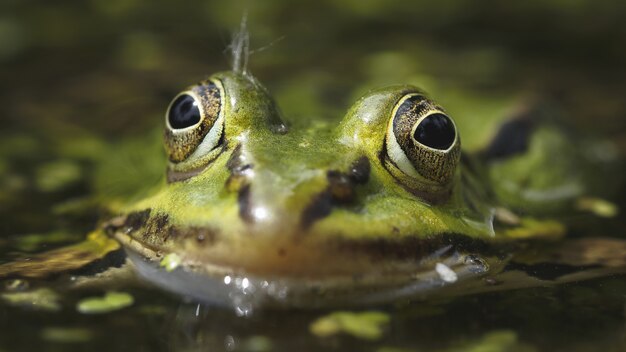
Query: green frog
[{"left": 1, "top": 70, "right": 624, "bottom": 310}]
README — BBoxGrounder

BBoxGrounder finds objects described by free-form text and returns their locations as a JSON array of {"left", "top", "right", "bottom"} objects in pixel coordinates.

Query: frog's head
[{"left": 116, "top": 72, "right": 495, "bottom": 307}]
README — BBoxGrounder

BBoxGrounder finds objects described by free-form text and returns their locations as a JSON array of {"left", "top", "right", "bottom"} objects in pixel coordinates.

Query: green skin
[
  {"left": 124, "top": 74, "right": 493, "bottom": 275},
  {"left": 1, "top": 71, "right": 623, "bottom": 307}
]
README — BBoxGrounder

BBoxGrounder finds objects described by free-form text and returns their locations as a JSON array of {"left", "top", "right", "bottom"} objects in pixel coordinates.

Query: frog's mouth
[
  {"left": 111, "top": 211, "right": 497, "bottom": 310},
  {"left": 123, "top": 246, "right": 491, "bottom": 313}
]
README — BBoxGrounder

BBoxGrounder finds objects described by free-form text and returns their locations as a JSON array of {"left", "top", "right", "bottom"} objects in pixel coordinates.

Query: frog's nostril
[
  {"left": 327, "top": 170, "right": 356, "bottom": 203},
  {"left": 328, "top": 157, "right": 371, "bottom": 202}
]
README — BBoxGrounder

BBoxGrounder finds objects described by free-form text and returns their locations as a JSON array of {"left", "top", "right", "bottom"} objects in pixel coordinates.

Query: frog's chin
[{"left": 124, "top": 247, "right": 490, "bottom": 312}]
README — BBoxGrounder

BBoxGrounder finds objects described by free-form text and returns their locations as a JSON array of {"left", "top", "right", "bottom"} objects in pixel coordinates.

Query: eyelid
[{"left": 386, "top": 118, "right": 421, "bottom": 178}]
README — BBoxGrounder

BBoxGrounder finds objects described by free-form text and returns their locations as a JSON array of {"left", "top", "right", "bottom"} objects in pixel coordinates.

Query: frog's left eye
[
  {"left": 164, "top": 79, "right": 225, "bottom": 166},
  {"left": 385, "top": 93, "right": 461, "bottom": 188}
]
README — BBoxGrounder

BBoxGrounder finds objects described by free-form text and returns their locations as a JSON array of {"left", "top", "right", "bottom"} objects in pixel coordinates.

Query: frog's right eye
[
  {"left": 384, "top": 93, "right": 461, "bottom": 196},
  {"left": 164, "top": 79, "right": 225, "bottom": 166}
]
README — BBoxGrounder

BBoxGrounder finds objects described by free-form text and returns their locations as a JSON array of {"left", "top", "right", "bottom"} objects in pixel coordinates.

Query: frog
[{"left": 1, "top": 69, "right": 624, "bottom": 311}]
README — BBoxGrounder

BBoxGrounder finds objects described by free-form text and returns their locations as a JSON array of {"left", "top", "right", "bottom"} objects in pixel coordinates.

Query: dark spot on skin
[
  {"left": 277, "top": 248, "right": 286, "bottom": 257},
  {"left": 70, "top": 248, "right": 127, "bottom": 277},
  {"left": 124, "top": 210, "right": 219, "bottom": 248},
  {"left": 144, "top": 213, "right": 170, "bottom": 242},
  {"left": 301, "top": 190, "right": 333, "bottom": 229},
  {"left": 348, "top": 156, "right": 370, "bottom": 184},
  {"left": 482, "top": 116, "right": 536, "bottom": 161},
  {"left": 504, "top": 262, "right": 600, "bottom": 281},
  {"left": 238, "top": 184, "right": 254, "bottom": 223},
  {"left": 155, "top": 214, "right": 169, "bottom": 231},
  {"left": 122, "top": 209, "right": 152, "bottom": 233}
]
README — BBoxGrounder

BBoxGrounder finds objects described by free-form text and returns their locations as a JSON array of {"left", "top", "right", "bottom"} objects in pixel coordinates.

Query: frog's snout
[{"left": 224, "top": 148, "right": 371, "bottom": 233}]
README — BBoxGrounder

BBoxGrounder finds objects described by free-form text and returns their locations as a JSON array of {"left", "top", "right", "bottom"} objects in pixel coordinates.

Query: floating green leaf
[
  {"left": 310, "top": 311, "right": 390, "bottom": 340},
  {"left": 76, "top": 291, "right": 134, "bottom": 314},
  {"left": 35, "top": 160, "right": 82, "bottom": 192},
  {"left": 576, "top": 197, "right": 618, "bottom": 218}
]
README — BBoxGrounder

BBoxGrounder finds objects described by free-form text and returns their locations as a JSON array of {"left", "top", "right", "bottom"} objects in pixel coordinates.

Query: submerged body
[{"left": 1, "top": 71, "right": 624, "bottom": 310}]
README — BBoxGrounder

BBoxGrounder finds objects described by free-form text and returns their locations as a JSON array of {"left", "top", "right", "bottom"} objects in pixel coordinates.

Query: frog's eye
[
  {"left": 385, "top": 93, "right": 461, "bottom": 187},
  {"left": 164, "top": 80, "right": 225, "bottom": 166}
]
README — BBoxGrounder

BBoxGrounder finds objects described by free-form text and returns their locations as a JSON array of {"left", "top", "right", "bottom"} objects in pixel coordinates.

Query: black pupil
[
  {"left": 168, "top": 94, "right": 201, "bottom": 129},
  {"left": 413, "top": 113, "right": 456, "bottom": 150}
]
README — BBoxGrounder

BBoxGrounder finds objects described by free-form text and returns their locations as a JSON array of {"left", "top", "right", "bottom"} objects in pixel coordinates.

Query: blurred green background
[{"left": 2, "top": 0, "right": 626, "bottom": 136}]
